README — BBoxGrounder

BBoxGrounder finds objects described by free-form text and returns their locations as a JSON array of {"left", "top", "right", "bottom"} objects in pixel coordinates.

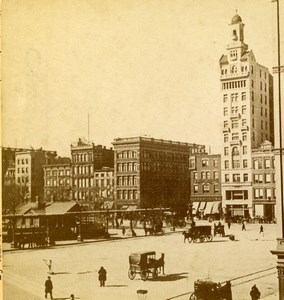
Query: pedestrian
[
  {"left": 242, "top": 220, "right": 246, "bottom": 231},
  {"left": 122, "top": 226, "right": 125, "bottom": 236},
  {"left": 250, "top": 284, "right": 261, "bottom": 300},
  {"left": 45, "top": 276, "right": 53, "bottom": 299},
  {"left": 228, "top": 220, "right": 231, "bottom": 229},
  {"left": 70, "top": 294, "right": 75, "bottom": 300},
  {"left": 260, "top": 225, "right": 264, "bottom": 234},
  {"left": 43, "top": 259, "right": 54, "bottom": 274},
  {"left": 98, "top": 266, "right": 107, "bottom": 287}
]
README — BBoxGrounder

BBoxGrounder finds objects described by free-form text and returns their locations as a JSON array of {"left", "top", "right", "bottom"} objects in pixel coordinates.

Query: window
[
  {"left": 194, "top": 185, "right": 198, "bottom": 194},
  {"left": 260, "top": 81, "right": 263, "bottom": 91},
  {"left": 251, "top": 80, "right": 254, "bottom": 88},
  {"left": 232, "top": 120, "right": 238, "bottom": 128},
  {"left": 206, "top": 172, "right": 210, "bottom": 179},
  {"left": 265, "top": 96, "right": 267, "bottom": 105},
  {"left": 260, "top": 94, "right": 263, "bottom": 103},
  {"left": 232, "top": 160, "right": 240, "bottom": 168},
  {"left": 201, "top": 172, "right": 206, "bottom": 179},
  {"left": 242, "top": 119, "right": 247, "bottom": 126},
  {"left": 214, "top": 185, "right": 219, "bottom": 193},
  {"left": 213, "top": 171, "right": 218, "bottom": 179},
  {"left": 224, "top": 147, "right": 229, "bottom": 155},
  {"left": 254, "top": 174, "right": 263, "bottom": 183},
  {"left": 244, "top": 174, "right": 248, "bottom": 182},
  {"left": 251, "top": 91, "right": 254, "bottom": 101},
  {"left": 243, "top": 146, "right": 247, "bottom": 154},
  {"left": 231, "top": 106, "right": 238, "bottom": 114},
  {"left": 265, "top": 159, "right": 271, "bottom": 168},
  {"left": 242, "top": 92, "right": 246, "bottom": 101},
  {"left": 251, "top": 66, "right": 254, "bottom": 74},
  {"left": 252, "top": 105, "right": 254, "bottom": 114},
  {"left": 194, "top": 172, "right": 198, "bottom": 180},
  {"left": 255, "top": 188, "right": 263, "bottom": 199},
  {"left": 233, "top": 174, "right": 240, "bottom": 182},
  {"left": 243, "top": 159, "right": 248, "bottom": 168},
  {"left": 225, "top": 161, "right": 229, "bottom": 169},
  {"left": 266, "top": 188, "right": 272, "bottom": 198},
  {"left": 223, "top": 94, "right": 228, "bottom": 103},
  {"left": 213, "top": 160, "right": 218, "bottom": 167},
  {"left": 203, "top": 184, "right": 210, "bottom": 193},
  {"left": 224, "top": 134, "right": 229, "bottom": 142},
  {"left": 52, "top": 170, "right": 57, "bottom": 176},
  {"left": 242, "top": 132, "right": 247, "bottom": 141},
  {"left": 223, "top": 107, "right": 228, "bottom": 116},
  {"left": 242, "top": 105, "right": 246, "bottom": 114},
  {"left": 265, "top": 174, "right": 271, "bottom": 183},
  {"left": 261, "top": 107, "right": 263, "bottom": 116},
  {"left": 224, "top": 120, "right": 229, "bottom": 128},
  {"left": 202, "top": 160, "right": 209, "bottom": 167},
  {"left": 261, "top": 120, "right": 263, "bottom": 129},
  {"left": 232, "top": 147, "right": 239, "bottom": 156},
  {"left": 232, "top": 133, "right": 239, "bottom": 140},
  {"left": 225, "top": 174, "right": 229, "bottom": 182}
]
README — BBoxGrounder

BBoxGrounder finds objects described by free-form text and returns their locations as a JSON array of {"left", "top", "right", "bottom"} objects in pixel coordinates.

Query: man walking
[
  {"left": 98, "top": 266, "right": 107, "bottom": 287},
  {"left": 45, "top": 276, "right": 53, "bottom": 299}
]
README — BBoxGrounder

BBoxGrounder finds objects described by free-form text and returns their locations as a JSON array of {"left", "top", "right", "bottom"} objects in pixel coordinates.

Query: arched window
[{"left": 232, "top": 146, "right": 239, "bottom": 156}]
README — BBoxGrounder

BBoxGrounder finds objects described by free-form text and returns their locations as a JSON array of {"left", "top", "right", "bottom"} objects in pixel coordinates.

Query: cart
[
  {"left": 128, "top": 251, "right": 165, "bottom": 281},
  {"left": 189, "top": 279, "right": 232, "bottom": 300},
  {"left": 183, "top": 226, "right": 213, "bottom": 243}
]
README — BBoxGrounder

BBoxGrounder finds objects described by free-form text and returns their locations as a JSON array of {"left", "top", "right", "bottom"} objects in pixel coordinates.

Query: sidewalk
[{"left": 2, "top": 226, "right": 183, "bottom": 252}]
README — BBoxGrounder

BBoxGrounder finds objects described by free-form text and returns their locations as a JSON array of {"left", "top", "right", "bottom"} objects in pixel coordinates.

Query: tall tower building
[{"left": 220, "top": 14, "right": 274, "bottom": 219}]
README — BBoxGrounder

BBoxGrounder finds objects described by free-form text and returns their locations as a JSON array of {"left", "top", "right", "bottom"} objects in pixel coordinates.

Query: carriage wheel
[
  {"left": 199, "top": 236, "right": 205, "bottom": 243},
  {"left": 206, "top": 234, "right": 213, "bottom": 242},
  {"left": 189, "top": 292, "right": 197, "bottom": 300},
  {"left": 187, "top": 237, "right": 193, "bottom": 243},
  {"left": 152, "top": 268, "right": 158, "bottom": 278},
  {"left": 128, "top": 268, "right": 136, "bottom": 280},
  {"left": 141, "top": 270, "right": 149, "bottom": 281},
  {"left": 193, "top": 237, "right": 199, "bottom": 243}
]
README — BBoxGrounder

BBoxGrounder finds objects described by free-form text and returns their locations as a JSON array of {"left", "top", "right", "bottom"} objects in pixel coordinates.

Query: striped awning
[
  {"left": 211, "top": 202, "right": 221, "bottom": 214},
  {"left": 199, "top": 202, "right": 206, "bottom": 210},
  {"left": 204, "top": 202, "right": 214, "bottom": 215}
]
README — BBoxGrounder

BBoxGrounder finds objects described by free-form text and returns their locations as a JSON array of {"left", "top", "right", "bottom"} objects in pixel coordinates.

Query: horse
[
  {"left": 144, "top": 226, "right": 154, "bottom": 236},
  {"left": 182, "top": 231, "right": 192, "bottom": 243}
]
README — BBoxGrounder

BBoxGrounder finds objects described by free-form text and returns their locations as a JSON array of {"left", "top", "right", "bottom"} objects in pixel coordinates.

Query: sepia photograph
[{"left": 1, "top": 0, "right": 284, "bottom": 299}]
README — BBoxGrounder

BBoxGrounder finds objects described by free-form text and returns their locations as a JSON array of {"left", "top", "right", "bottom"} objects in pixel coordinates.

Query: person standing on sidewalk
[
  {"left": 241, "top": 219, "right": 246, "bottom": 231},
  {"left": 250, "top": 284, "right": 260, "bottom": 300},
  {"left": 45, "top": 276, "right": 53, "bottom": 299}
]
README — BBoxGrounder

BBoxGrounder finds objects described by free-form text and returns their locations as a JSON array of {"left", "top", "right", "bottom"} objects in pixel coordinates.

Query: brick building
[
  {"left": 71, "top": 138, "right": 114, "bottom": 204},
  {"left": 112, "top": 136, "right": 205, "bottom": 211},
  {"left": 189, "top": 154, "right": 222, "bottom": 218}
]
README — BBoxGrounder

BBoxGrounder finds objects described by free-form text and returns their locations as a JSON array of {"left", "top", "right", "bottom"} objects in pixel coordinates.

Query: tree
[{"left": 2, "top": 183, "right": 29, "bottom": 214}]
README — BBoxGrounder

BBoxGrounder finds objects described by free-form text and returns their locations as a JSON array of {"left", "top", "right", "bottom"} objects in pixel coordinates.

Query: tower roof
[{"left": 231, "top": 14, "right": 242, "bottom": 25}]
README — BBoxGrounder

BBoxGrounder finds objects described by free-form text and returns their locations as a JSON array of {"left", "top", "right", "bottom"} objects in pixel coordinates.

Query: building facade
[
  {"left": 15, "top": 149, "right": 57, "bottom": 202},
  {"left": 252, "top": 141, "right": 276, "bottom": 221},
  {"left": 94, "top": 167, "right": 114, "bottom": 208},
  {"left": 43, "top": 157, "right": 72, "bottom": 202},
  {"left": 189, "top": 154, "right": 222, "bottom": 218},
  {"left": 112, "top": 136, "right": 206, "bottom": 211},
  {"left": 220, "top": 14, "right": 274, "bottom": 218},
  {"left": 71, "top": 138, "right": 114, "bottom": 204}
]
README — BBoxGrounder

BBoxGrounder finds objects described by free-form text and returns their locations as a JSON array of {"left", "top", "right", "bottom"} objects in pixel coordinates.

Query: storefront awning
[
  {"left": 204, "top": 202, "right": 214, "bottom": 215},
  {"left": 211, "top": 202, "right": 221, "bottom": 214},
  {"left": 192, "top": 202, "right": 200, "bottom": 213},
  {"left": 199, "top": 202, "right": 206, "bottom": 210}
]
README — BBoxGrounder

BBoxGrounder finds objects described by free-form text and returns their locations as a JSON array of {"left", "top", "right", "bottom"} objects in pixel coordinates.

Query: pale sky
[{"left": 2, "top": 0, "right": 282, "bottom": 157}]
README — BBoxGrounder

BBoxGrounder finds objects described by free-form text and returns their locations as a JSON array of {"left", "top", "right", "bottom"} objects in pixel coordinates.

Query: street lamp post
[{"left": 270, "top": 1, "right": 284, "bottom": 300}]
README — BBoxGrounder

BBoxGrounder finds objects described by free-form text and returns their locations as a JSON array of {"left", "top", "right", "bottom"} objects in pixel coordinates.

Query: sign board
[{"left": 273, "top": 66, "right": 284, "bottom": 74}]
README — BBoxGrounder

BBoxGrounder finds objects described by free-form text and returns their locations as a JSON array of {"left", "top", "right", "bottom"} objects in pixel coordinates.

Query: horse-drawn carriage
[
  {"left": 14, "top": 229, "right": 48, "bottom": 249},
  {"left": 144, "top": 221, "right": 164, "bottom": 236},
  {"left": 128, "top": 251, "right": 165, "bottom": 281},
  {"left": 183, "top": 226, "right": 213, "bottom": 243},
  {"left": 214, "top": 224, "right": 225, "bottom": 237},
  {"left": 189, "top": 279, "right": 232, "bottom": 300}
]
